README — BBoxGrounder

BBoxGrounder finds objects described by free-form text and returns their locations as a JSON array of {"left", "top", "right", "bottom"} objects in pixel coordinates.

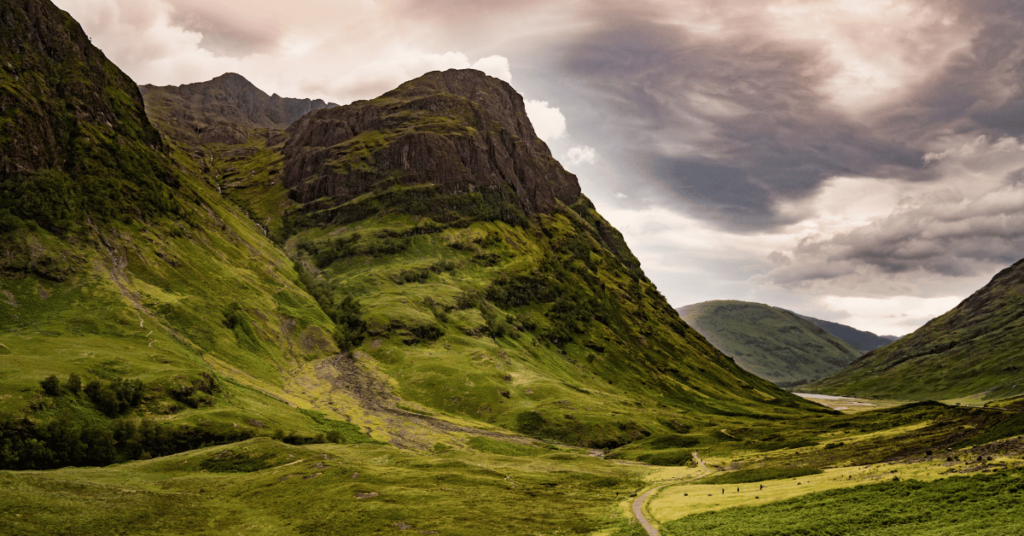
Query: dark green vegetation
[
  {"left": 609, "top": 401, "right": 1024, "bottom": 471},
  {"left": 808, "top": 257, "right": 1024, "bottom": 401},
  {"left": 798, "top": 315, "right": 896, "bottom": 353},
  {"left": 0, "top": 437, "right": 646, "bottom": 536},
  {"left": 677, "top": 301, "right": 861, "bottom": 387},
  {"left": 663, "top": 468, "right": 1024, "bottom": 536}
]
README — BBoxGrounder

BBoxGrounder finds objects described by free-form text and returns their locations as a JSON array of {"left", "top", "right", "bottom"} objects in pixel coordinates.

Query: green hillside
[
  {"left": 798, "top": 315, "right": 896, "bottom": 353},
  {"left": 0, "top": 0, "right": 825, "bottom": 473},
  {"left": 0, "top": 0, "right": 373, "bottom": 469},
  {"left": 677, "top": 301, "right": 861, "bottom": 387},
  {"left": 807, "top": 258, "right": 1024, "bottom": 401}
]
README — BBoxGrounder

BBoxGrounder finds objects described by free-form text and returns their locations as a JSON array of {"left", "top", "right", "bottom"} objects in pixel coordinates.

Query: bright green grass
[
  {"left": 0, "top": 437, "right": 646, "bottom": 535},
  {"left": 662, "top": 468, "right": 1024, "bottom": 536}
]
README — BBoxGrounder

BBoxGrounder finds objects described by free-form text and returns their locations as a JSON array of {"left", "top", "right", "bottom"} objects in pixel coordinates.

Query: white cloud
[
  {"left": 523, "top": 100, "right": 566, "bottom": 142},
  {"left": 564, "top": 145, "right": 597, "bottom": 166},
  {"left": 52, "top": 0, "right": 516, "bottom": 105},
  {"left": 471, "top": 55, "right": 511, "bottom": 82}
]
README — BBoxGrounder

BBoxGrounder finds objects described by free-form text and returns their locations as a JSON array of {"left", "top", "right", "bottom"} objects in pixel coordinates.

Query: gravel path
[
  {"left": 632, "top": 486, "right": 664, "bottom": 536},
  {"left": 632, "top": 451, "right": 710, "bottom": 536}
]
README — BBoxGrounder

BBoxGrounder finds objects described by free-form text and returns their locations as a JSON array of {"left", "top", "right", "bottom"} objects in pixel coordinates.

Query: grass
[
  {"left": 641, "top": 404, "right": 1024, "bottom": 534},
  {"left": 661, "top": 467, "right": 1024, "bottom": 536},
  {"left": 0, "top": 437, "right": 646, "bottom": 536}
]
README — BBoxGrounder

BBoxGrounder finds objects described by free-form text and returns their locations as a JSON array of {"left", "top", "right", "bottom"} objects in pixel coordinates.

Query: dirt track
[{"left": 632, "top": 486, "right": 664, "bottom": 536}]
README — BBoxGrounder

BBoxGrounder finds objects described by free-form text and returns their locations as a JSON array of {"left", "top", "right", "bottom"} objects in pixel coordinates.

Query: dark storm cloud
[
  {"left": 765, "top": 167, "right": 1024, "bottom": 288},
  {"left": 555, "top": 2, "right": 1024, "bottom": 233}
]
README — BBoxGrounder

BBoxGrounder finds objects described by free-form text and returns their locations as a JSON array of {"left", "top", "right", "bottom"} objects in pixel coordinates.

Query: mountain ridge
[
  {"left": 139, "top": 72, "right": 336, "bottom": 145},
  {"left": 796, "top": 314, "right": 897, "bottom": 353}
]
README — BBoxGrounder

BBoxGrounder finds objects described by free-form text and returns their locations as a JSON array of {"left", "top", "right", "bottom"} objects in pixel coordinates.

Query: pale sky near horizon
[{"left": 52, "top": 0, "right": 1024, "bottom": 336}]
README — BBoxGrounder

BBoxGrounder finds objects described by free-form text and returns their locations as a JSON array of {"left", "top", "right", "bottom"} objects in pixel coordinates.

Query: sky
[{"left": 52, "top": 0, "right": 1024, "bottom": 336}]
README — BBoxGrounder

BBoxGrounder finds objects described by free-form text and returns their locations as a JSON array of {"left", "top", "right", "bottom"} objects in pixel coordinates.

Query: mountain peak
[
  {"left": 282, "top": 68, "right": 581, "bottom": 222},
  {"left": 140, "top": 73, "right": 337, "bottom": 143}
]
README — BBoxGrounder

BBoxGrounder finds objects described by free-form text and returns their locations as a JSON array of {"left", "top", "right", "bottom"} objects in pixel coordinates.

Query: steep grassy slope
[
  {"left": 798, "top": 315, "right": 896, "bottom": 353},
  {"left": 0, "top": 0, "right": 378, "bottom": 469},
  {"left": 808, "top": 258, "right": 1024, "bottom": 401},
  {"left": 677, "top": 301, "right": 861, "bottom": 387}
]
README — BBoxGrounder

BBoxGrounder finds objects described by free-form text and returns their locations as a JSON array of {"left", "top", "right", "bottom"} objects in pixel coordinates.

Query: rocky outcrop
[
  {"left": 0, "top": 0, "right": 176, "bottom": 231},
  {"left": 282, "top": 69, "right": 581, "bottom": 218},
  {"left": 140, "top": 73, "right": 336, "bottom": 144}
]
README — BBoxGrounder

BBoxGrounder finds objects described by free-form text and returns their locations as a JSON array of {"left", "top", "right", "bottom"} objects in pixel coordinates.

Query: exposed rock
[
  {"left": 282, "top": 69, "right": 581, "bottom": 220},
  {"left": 140, "top": 73, "right": 337, "bottom": 144},
  {"left": 0, "top": 0, "right": 177, "bottom": 231}
]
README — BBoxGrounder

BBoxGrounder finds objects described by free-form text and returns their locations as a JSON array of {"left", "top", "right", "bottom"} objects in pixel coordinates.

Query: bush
[
  {"left": 168, "top": 373, "right": 219, "bottom": 408},
  {"left": 40, "top": 375, "right": 61, "bottom": 396},
  {"left": 66, "top": 374, "right": 82, "bottom": 395}
]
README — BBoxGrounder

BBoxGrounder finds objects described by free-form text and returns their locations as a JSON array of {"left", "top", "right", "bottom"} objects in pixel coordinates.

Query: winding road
[{"left": 631, "top": 451, "right": 708, "bottom": 536}]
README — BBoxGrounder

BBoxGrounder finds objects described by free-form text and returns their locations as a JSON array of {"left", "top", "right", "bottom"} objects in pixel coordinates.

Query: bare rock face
[
  {"left": 282, "top": 69, "right": 582, "bottom": 219},
  {"left": 140, "top": 73, "right": 337, "bottom": 144}
]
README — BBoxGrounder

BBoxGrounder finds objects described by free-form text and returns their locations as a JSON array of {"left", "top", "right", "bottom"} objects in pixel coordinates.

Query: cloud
[
  {"left": 471, "top": 55, "right": 511, "bottom": 82},
  {"left": 52, "top": 0, "right": 522, "bottom": 105},
  {"left": 524, "top": 100, "right": 566, "bottom": 142},
  {"left": 565, "top": 146, "right": 597, "bottom": 165},
  {"left": 760, "top": 135, "right": 1024, "bottom": 296}
]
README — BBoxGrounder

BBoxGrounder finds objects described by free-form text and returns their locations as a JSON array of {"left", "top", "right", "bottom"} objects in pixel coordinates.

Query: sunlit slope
[
  {"left": 0, "top": 0, "right": 372, "bottom": 468},
  {"left": 256, "top": 70, "right": 826, "bottom": 447},
  {"left": 677, "top": 301, "right": 861, "bottom": 386},
  {"left": 808, "top": 257, "right": 1024, "bottom": 401}
]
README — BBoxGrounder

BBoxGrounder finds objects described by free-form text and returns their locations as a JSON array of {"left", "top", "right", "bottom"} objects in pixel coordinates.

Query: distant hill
[
  {"left": 806, "top": 258, "right": 1024, "bottom": 401},
  {"left": 797, "top": 315, "right": 896, "bottom": 353},
  {"left": 677, "top": 301, "right": 861, "bottom": 387}
]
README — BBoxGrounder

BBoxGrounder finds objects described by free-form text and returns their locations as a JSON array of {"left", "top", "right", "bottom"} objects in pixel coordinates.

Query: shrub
[
  {"left": 40, "top": 375, "right": 61, "bottom": 396},
  {"left": 66, "top": 374, "right": 82, "bottom": 395}
]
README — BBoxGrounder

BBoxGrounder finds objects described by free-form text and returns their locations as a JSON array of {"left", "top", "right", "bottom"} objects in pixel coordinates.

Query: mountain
[
  {"left": 256, "top": 69, "right": 825, "bottom": 446},
  {"left": 677, "top": 301, "right": 862, "bottom": 387},
  {"left": 139, "top": 73, "right": 336, "bottom": 145},
  {"left": 798, "top": 315, "right": 896, "bottom": 353},
  {"left": 0, "top": 0, "right": 177, "bottom": 235},
  {"left": 0, "top": 0, "right": 824, "bottom": 474},
  {"left": 807, "top": 258, "right": 1024, "bottom": 401}
]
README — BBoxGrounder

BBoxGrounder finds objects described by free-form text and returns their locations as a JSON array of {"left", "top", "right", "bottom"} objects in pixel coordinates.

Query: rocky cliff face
[
  {"left": 0, "top": 0, "right": 176, "bottom": 232},
  {"left": 140, "top": 73, "right": 336, "bottom": 145},
  {"left": 282, "top": 69, "right": 582, "bottom": 220}
]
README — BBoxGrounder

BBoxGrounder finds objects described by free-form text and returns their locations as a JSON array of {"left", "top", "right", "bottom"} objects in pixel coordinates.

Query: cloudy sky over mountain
[{"left": 53, "top": 0, "right": 1024, "bottom": 335}]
